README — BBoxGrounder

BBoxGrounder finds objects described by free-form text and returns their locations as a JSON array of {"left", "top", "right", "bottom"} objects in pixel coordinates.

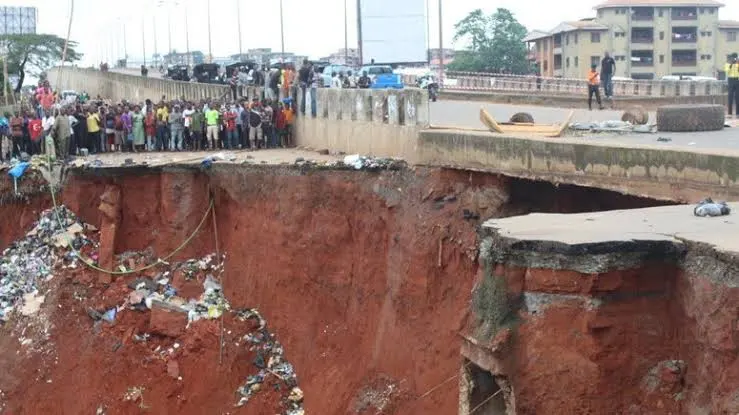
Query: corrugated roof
[
  {"left": 719, "top": 20, "right": 739, "bottom": 28},
  {"left": 523, "top": 30, "right": 551, "bottom": 42},
  {"left": 595, "top": 0, "right": 724, "bottom": 8}
]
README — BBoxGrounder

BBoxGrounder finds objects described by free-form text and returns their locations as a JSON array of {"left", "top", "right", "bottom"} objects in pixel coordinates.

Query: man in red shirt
[
  {"left": 28, "top": 114, "right": 43, "bottom": 155},
  {"left": 225, "top": 106, "right": 237, "bottom": 150}
]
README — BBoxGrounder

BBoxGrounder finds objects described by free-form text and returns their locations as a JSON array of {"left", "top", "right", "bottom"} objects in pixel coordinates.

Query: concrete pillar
[
  {"left": 341, "top": 88, "right": 357, "bottom": 121},
  {"left": 355, "top": 89, "right": 372, "bottom": 122},
  {"left": 318, "top": 88, "right": 329, "bottom": 118},
  {"left": 372, "top": 89, "right": 388, "bottom": 123},
  {"left": 386, "top": 91, "right": 400, "bottom": 125},
  {"left": 327, "top": 89, "right": 340, "bottom": 120}
]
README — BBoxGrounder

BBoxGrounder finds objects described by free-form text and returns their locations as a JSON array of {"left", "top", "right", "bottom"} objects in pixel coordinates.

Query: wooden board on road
[{"left": 479, "top": 108, "right": 574, "bottom": 138}]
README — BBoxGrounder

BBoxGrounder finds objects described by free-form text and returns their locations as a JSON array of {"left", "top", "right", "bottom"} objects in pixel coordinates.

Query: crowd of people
[{"left": 0, "top": 80, "right": 298, "bottom": 163}]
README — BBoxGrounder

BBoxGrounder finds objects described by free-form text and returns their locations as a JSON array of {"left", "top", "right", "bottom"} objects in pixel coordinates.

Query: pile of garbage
[
  {"left": 694, "top": 197, "right": 731, "bottom": 217},
  {"left": 342, "top": 154, "right": 406, "bottom": 171},
  {"left": 0, "top": 206, "right": 93, "bottom": 321},
  {"left": 569, "top": 121, "right": 656, "bottom": 134},
  {"left": 119, "top": 254, "right": 230, "bottom": 323},
  {"left": 235, "top": 308, "right": 304, "bottom": 414}
]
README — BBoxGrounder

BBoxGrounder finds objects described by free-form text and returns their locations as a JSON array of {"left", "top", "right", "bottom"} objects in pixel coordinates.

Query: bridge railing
[{"left": 401, "top": 71, "right": 728, "bottom": 97}]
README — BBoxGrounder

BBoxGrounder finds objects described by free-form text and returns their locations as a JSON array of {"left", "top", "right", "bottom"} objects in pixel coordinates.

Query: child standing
[{"left": 587, "top": 65, "right": 604, "bottom": 111}]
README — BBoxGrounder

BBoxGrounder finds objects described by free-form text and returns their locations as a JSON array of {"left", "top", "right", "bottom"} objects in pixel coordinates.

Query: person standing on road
[
  {"left": 726, "top": 53, "right": 739, "bottom": 119},
  {"left": 169, "top": 105, "right": 184, "bottom": 151},
  {"left": 145, "top": 108, "right": 156, "bottom": 151},
  {"left": 600, "top": 52, "right": 616, "bottom": 99},
  {"left": 86, "top": 107, "right": 102, "bottom": 154},
  {"left": 587, "top": 64, "right": 605, "bottom": 111},
  {"left": 205, "top": 105, "right": 220, "bottom": 150},
  {"left": 52, "top": 108, "right": 72, "bottom": 161},
  {"left": 132, "top": 106, "right": 146, "bottom": 152},
  {"left": 156, "top": 103, "right": 170, "bottom": 151}
]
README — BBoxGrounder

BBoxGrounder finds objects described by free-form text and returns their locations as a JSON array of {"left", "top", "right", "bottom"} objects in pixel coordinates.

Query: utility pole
[
  {"left": 123, "top": 23, "right": 128, "bottom": 63},
  {"left": 344, "top": 0, "right": 348, "bottom": 65},
  {"left": 167, "top": 13, "right": 172, "bottom": 57},
  {"left": 236, "top": 0, "right": 243, "bottom": 60},
  {"left": 207, "top": 0, "right": 213, "bottom": 62},
  {"left": 357, "top": 0, "right": 363, "bottom": 64},
  {"left": 279, "top": 0, "right": 285, "bottom": 56},
  {"left": 426, "top": 0, "right": 431, "bottom": 65},
  {"left": 142, "top": 17, "right": 147, "bottom": 67},
  {"left": 185, "top": 5, "right": 190, "bottom": 66},
  {"left": 437, "top": 0, "right": 443, "bottom": 82},
  {"left": 153, "top": 17, "right": 158, "bottom": 66}
]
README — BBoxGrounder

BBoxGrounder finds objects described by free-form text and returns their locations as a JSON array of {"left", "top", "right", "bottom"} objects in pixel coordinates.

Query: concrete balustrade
[
  {"left": 294, "top": 87, "right": 429, "bottom": 162},
  {"left": 440, "top": 72, "right": 727, "bottom": 98}
]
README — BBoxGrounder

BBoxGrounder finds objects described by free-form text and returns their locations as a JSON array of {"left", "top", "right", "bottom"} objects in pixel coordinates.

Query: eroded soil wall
[{"left": 0, "top": 166, "right": 669, "bottom": 414}]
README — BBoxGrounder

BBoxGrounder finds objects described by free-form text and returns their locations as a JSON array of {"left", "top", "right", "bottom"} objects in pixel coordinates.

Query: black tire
[
  {"left": 509, "top": 112, "right": 534, "bottom": 123},
  {"left": 657, "top": 104, "right": 725, "bottom": 132}
]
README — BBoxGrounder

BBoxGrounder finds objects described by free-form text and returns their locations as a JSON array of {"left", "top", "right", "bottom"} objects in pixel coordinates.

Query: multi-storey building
[{"left": 524, "top": 0, "right": 739, "bottom": 79}]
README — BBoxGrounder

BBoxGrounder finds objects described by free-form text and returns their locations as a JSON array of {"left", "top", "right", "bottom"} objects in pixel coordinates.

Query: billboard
[
  {"left": 358, "top": 0, "right": 427, "bottom": 65},
  {"left": 0, "top": 7, "right": 37, "bottom": 35}
]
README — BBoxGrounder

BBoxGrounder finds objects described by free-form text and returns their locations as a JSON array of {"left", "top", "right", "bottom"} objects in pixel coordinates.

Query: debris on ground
[
  {"left": 569, "top": 120, "right": 656, "bottom": 134},
  {"left": 694, "top": 198, "right": 731, "bottom": 217},
  {"left": 657, "top": 137, "right": 672, "bottom": 142},
  {"left": 0, "top": 206, "right": 91, "bottom": 321},
  {"left": 342, "top": 154, "right": 406, "bottom": 171},
  {"left": 234, "top": 308, "right": 304, "bottom": 413}
]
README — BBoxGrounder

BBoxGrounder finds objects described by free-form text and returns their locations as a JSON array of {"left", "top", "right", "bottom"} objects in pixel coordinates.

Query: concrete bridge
[{"left": 48, "top": 67, "right": 739, "bottom": 202}]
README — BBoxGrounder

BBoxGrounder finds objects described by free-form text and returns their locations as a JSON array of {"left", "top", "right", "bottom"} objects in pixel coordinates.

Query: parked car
[
  {"left": 193, "top": 63, "right": 221, "bottom": 84},
  {"left": 360, "top": 65, "right": 403, "bottom": 89}
]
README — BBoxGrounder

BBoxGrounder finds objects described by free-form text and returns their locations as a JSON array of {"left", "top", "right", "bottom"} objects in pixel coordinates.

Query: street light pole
[
  {"left": 236, "top": 0, "right": 243, "bottom": 60},
  {"left": 356, "top": 0, "right": 363, "bottom": 64},
  {"left": 142, "top": 17, "right": 147, "bottom": 67},
  {"left": 184, "top": 4, "right": 190, "bottom": 66},
  {"left": 207, "top": 0, "right": 213, "bottom": 62},
  {"left": 437, "top": 0, "right": 443, "bottom": 82},
  {"left": 123, "top": 22, "right": 128, "bottom": 63},
  {"left": 153, "top": 17, "right": 158, "bottom": 66},
  {"left": 279, "top": 0, "right": 285, "bottom": 56},
  {"left": 344, "top": 0, "right": 348, "bottom": 65}
]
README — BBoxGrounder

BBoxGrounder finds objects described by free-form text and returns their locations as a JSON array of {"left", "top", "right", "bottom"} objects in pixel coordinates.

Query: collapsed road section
[
  {"left": 0, "top": 154, "right": 677, "bottom": 414},
  {"left": 464, "top": 206, "right": 739, "bottom": 414}
]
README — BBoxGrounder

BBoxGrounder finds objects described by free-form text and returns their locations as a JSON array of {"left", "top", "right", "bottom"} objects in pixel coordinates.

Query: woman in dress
[{"left": 132, "top": 105, "right": 146, "bottom": 153}]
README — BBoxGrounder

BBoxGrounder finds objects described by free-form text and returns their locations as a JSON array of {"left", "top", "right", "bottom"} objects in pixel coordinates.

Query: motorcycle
[{"left": 418, "top": 75, "right": 439, "bottom": 102}]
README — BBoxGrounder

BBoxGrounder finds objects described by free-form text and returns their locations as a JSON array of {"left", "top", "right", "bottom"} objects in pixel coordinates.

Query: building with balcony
[{"left": 523, "top": 0, "right": 739, "bottom": 79}]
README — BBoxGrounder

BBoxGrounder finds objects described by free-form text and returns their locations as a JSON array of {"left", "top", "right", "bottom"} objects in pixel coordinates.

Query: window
[
  {"left": 660, "top": 31, "right": 665, "bottom": 40},
  {"left": 699, "top": 7, "right": 705, "bottom": 14},
  {"left": 659, "top": 9, "right": 663, "bottom": 17},
  {"left": 591, "top": 56, "right": 600, "bottom": 67},
  {"left": 566, "top": 34, "right": 570, "bottom": 45},
  {"left": 574, "top": 34, "right": 578, "bottom": 44},
  {"left": 591, "top": 32, "right": 601, "bottom": 43},
  {"left": 709, "top": 8, "right": 715, "bottom": 14},
  {"left": 575, "top": 57, "right": 579, "bottom": 67},
  {"left": 701, "top": 31, "right": 712, "bottom": 37},
  {"left": 729, "top": 32, "right": 738, "bottom": 42},
  {"left": 566, "top": 57, "right": 570, "bottom": 68},
  {"left": 660, "top": 54, "right": 665, "bottom": 63}
]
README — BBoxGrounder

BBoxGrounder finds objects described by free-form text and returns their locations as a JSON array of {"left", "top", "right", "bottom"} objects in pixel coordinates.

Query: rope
[
  {"left": 209, "top": 184, "right": 225, "bottom": 365},
  {"left": 46, "top": 157, "right": 214, "bottom": 275}
]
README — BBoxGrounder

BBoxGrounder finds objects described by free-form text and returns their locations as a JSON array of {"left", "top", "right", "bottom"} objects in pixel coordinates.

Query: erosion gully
[{"left": 0, "top": 163, "right": 702, "bottom": 414}]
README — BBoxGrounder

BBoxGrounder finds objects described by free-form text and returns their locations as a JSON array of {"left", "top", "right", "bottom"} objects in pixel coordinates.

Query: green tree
[
  {"left": 0, "top": 34, "right": 82, "bottom": 93},
  {"left": 449, "top": 8, "right": 530, "bottom": 74}
]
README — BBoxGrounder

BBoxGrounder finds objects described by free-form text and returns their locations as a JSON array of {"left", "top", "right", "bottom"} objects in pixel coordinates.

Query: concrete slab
[{"left": 483, "top": 204, "right": 739, "bottom": 255}]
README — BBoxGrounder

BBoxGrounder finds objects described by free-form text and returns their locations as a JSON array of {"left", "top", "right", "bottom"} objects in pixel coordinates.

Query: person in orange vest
[{"left": 587, "top": 64, "right": 604, "bottom": 111}]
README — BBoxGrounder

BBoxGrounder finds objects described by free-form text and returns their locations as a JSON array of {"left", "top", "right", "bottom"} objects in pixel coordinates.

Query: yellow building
[{"left": 524, "top": 0, "right": 739, "bottom": 79}]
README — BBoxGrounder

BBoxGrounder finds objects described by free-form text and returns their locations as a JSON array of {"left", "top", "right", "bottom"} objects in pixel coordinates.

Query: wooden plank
[
  {"left": 547, "top": 110, "right": 575, "bottom": 138},
  {"left": 479, "top": 108, "right": 504, "bottom": 134}
]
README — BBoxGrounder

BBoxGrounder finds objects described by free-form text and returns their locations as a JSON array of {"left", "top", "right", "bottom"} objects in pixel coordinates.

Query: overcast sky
[{"left": 5, "top": 0, "right": 739, "bottom": 66}]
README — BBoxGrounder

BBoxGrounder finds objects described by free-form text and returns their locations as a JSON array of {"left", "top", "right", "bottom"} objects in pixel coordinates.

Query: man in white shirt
[
  {"left": 331, "top": 72, "right": 343, "bottom": 89},
  {"left": 182, "top": 104, "right": 195, "bottom": 150}
]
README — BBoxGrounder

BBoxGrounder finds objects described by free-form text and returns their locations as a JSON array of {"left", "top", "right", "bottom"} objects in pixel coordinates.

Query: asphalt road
[{"left": 429, "top": 100, "right": 630, "bottom": 127}]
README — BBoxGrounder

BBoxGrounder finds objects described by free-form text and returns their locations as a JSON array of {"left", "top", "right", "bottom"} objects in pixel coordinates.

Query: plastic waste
[
  {"left": 694, "top": 198, "right": 731, "bottom": 217},
  {"left": 7, "top": 162, "right": 30, "bottom": 179},
  {"left": 102, "top": 308, "right": 117, "bottom": 323}
]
